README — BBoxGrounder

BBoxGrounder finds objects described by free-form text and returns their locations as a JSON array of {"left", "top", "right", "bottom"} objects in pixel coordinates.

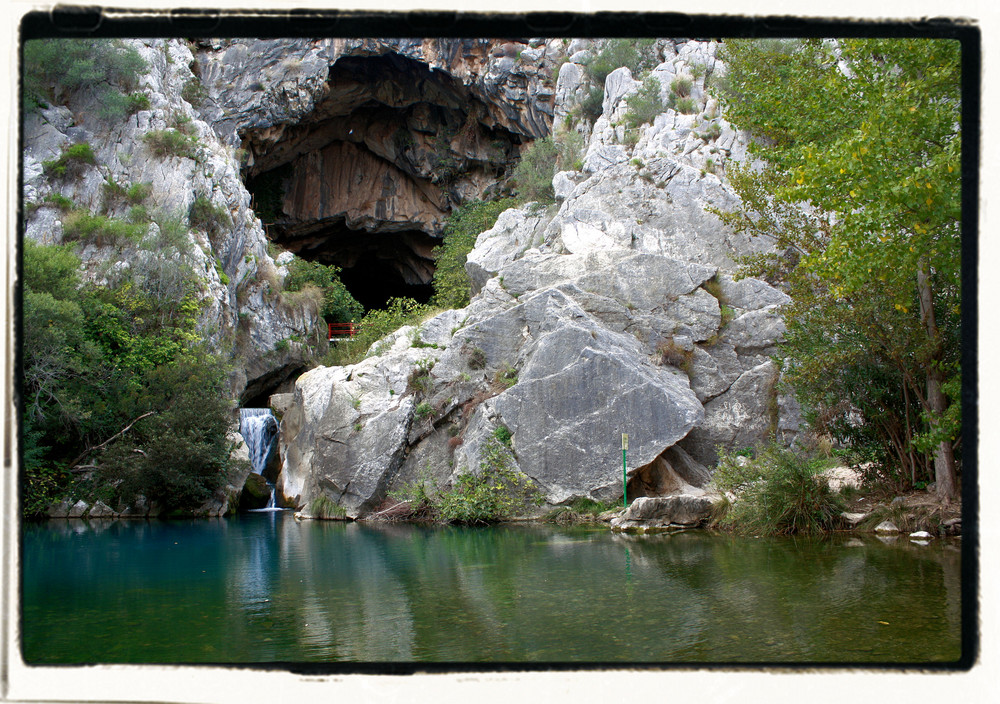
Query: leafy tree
[
  {"left": 431, "top": 198, "right": 515, "bottom": 309},
  {"left": 20, "top": 239, "right": 235, "bottom": 517},
  {"left": 715, "top": 38, "right": 962, "bottom": 501}
]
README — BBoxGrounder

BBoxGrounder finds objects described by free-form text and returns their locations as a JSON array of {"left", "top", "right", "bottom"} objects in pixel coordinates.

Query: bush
[
  {"left": 585, "top": 38, "right": 658, "bottom": 85},
  {"left": 624, "top": 76, "right": 664, "bottom": 129},
  {"left": 284, "top": 257, "right": 363, "bottom": 323},
  {"left": 670, "top": 77, "right": 693, "bottom": 97},
  {"left": 143, "top": 129, "right": 198, "bottom": 159},
  {"left": 42, "top": 142, "right": 96, "bottom": 179},
  {"left": 188, "top": 194, "right": 230, "bottom": 236},
  {"left": 181, "top": 78, "right": 207, "bottom": 107},
  {"left": 657, "top": 339, "right": 693, "bottom": 374},
  {"left": 511, "top": 137, "right": 558, "bottom": 204},
  {"left": 324, "top": 297, "right": 433, "bottom": 367},
  {"left": 710, "top": 444, "right": 844, "bottom": 535},
  {"left": 673, "top": 96, "right": 698, "bottom": 114},
  {"left": 61, "top": 210, "right": 146, "bottom": 247},
  {"left": 555, "top": 127, "right": 586, "bottom": 171},
  {"left": 580, "top": 85, "right": 605, "bottom": 121},
  {"left": 437, "top": 436, "right": 540, "bottom": 524},
  {"left": 23, "top": 38, "right": 148, "bottom": 112},
  {"left": 430, "top": 198, "right": 515, "bottom": 309}
]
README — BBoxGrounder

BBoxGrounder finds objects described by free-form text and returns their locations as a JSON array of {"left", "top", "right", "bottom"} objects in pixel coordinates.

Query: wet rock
[
  {"left": 46, "top": 499, "right": 73, "bottom": 518},
  {"left": 875, "top": 521, "right": 901, "bottom": 533},
  {"left": 240, "top": 472, "right": 272, "bottom": 511}
]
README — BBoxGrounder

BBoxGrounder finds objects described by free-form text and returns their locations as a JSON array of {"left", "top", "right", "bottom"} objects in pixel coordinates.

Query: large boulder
[{"left": 610, "top": 494, "right": 715, "bottom": 531}]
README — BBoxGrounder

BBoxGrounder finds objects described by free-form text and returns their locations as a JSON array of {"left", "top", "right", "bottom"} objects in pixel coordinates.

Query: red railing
[{"left": 328, "top": 322, "right": 362, "bottom": 339}]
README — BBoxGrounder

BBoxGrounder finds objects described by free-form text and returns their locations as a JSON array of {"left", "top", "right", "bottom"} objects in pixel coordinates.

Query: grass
[
  {"left": 42, "top": 142, "right": 96, "bottom": 178},
  {"left": 310, "top": 494, "right": 346, "bottom": 520}
]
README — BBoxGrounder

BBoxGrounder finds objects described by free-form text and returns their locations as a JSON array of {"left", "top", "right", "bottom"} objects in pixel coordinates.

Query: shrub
[
  {"left": 23, "top": 38, "right": 148, "bottom": 112},
  {"left": 710, "top": 444, "right": 844, "bottom": 535},
  {"left": 43, "top": 193, "right": 75, "bottom": 211},
  {"left": 467, "top": 346, "right": 487, "bottom": 370},
  {"left": 283, "top": 257, "right": 363, "bottom": 323},
  {"left": 511, "top": 136, "right": 558, "bottom": 204},
  {"left": 143, "top": 129, "right": 198, "bottom": 159},
  {"left": 623, "top": 76, "right": 664, "bottom": 129},
  {"left": 437, "top": 437, "right": 540, "bottom": 524},
  {"left": 42, "top": 142, "right": 96, "bottom": 179},
  {"left": 493, "top": 424, "right": 513, "bottom": 447},
  {"left": 580, "top": 85, "right": 605, "bottom": 121},
  {"left": 414, "top": 401, "right": 433, "bottom": 420},
  {"left": 61, "top": 210, "right": 146, "bottom": 247},
  {"left": 430, "top": 198, "right": 515, "bottom": 309},
  {"left": 555, "top": 128, "right": 586, "bottom": 171},
  {"left": 181, "top": 78, "right": 207, "bottom": 107},
  {"left": 674, "top": 96, "right": 698, "bottom": 114},
  {"left": 670, "top": 76, "right": 693, "bottom": 97},
  {"left": 585, "top": 38, "right": 657, "bottom": 85},
  {"left": 188, "top": 194, "right": 230, "bottom": 236},
  {"left": 493, "top": 363, "right": 518, "bottom": 390},
  {"left": 657, "top": 339, "right": 694, "bottom": 374}
]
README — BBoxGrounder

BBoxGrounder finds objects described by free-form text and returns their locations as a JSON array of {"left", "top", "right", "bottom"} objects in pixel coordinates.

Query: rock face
[
  {"left": 196, "top": 38, "right": 559, "bottom": 303},
  {"left": 21, "top": 38, "right": 324, "bottom": 403},
  {"left": 277, "top": 39, "right": 801, "bottom": 516}
]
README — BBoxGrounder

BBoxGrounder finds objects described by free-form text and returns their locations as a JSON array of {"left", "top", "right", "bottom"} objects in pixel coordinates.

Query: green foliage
[
  {"left": 511, "top": 137, "right": 558, "bottom": 204},
  {"left": 555, "top": 127, "right": 586, "bottom": 171},
  {"left": 493, "top": 363, "right": 518, "bottom": 390},
  {"left": 61, "top": 210, "right": 147, "bottom": 247},
  {"left": 672, "top": 96, "right": 697, "bottom": 114},
  {"left": 325, "top": 297, "right": 433, "bottom": 367},
  {"left": 430, "top": 198, "right": 515, "bottom": 309},
  {"left": 414, "top": 401, "right": 433, "bottom": 420},
  {"left": 188, "top": 194, "right": 230, "bottom": 236},
  {"left": 716, "top": 38, "right": 962, "bottom": 498},
  {"left": 493, "top": 424, "right": 512, "bottom": 447},
  {"left": 42, "top": 142, "right": 96, "bottom": 179},
  {"left": 670, "top": 76, "right": 693, "bottom": 97},
  {"left": 710, "top": 444, "right": 844, "bottom": 535},
  {"left": 43, "top": 193, "right": 75, "bottom": 211},
  {"left": 437, "top": 437, "right": 540, "bottom": 524},
  {"left": 23, "top": 38, "right": 148, "bottom": 113},
  {"left": 624, "top": 76, "right": 664, "bottom": 129},
  {"left": 283, "top": 257, "right": 363, "bottom": 323},
  {"left": 584, "top": 38, "right": 658, "bottom": 85},
  {"left": 95, "top": 354, "right": 233, "bottom": 510},
  {"left": 21, "top": 239, "right": 230, "bottom": 517},
  {"left": 579, "top": 85, "right": 605, "bottom": 121},
  {"left": 181, "top": 78, "right": 207, "bottom": 107},
  {"left": 143, "top": 129, "right": 199, "bottom": 159}
]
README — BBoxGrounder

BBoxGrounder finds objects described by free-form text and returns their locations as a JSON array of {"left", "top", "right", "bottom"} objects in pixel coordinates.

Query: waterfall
[{"left": 240, "top": 408, "right": 281, "bottom": 511}]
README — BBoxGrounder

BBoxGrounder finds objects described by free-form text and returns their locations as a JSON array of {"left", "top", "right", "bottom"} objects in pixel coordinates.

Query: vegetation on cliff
[
  {"left": 715, "top": 38, "right": 962, "bottom": 502},
  {"left": 21, "top": 240, "right": 236, "bottom": 518}
]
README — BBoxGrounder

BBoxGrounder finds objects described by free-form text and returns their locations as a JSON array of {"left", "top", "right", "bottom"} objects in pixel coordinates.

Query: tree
[{"left": 716, "top": 38, "right": 961, "bottom": 502}]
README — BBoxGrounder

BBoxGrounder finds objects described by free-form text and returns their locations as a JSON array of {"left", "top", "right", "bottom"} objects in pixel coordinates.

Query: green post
[{"left": 621, "top": 433, "right": 628, "bottom": 509}]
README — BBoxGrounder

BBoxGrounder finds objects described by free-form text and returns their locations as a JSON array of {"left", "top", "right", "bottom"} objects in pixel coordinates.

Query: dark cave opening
[{"left": 338, "top": 255, "right": 435, "bottom": 311}]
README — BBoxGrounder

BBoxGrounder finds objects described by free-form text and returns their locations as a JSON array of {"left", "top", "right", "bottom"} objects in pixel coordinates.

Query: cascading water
[{"left": 239, "top": 408, "right": 281, "bottom": 511}]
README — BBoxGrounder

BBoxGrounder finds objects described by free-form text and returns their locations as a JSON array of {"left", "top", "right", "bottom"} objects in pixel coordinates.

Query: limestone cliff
[{"left": 277, "top": 39, "right": 803, "bottom": 518}]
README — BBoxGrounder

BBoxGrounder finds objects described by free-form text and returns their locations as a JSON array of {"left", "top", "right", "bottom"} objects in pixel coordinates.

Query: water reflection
[{"left": 22, "top": 516, "right": 962, "bottom": 664}]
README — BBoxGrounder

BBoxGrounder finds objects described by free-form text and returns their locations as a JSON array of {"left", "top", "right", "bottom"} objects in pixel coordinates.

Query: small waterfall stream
[{"left": 239, "top": 408, "right": 281, "bottom": 511}]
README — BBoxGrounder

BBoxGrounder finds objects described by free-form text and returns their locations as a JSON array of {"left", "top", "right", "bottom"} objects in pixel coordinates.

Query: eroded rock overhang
[{"left": 197, "top": 38, "right": 555, "bottom": 306}]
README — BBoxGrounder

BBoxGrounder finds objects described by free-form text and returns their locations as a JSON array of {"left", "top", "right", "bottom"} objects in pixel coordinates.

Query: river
[{"left": 21, "top": 512, "right": 963, "bottom": 664}]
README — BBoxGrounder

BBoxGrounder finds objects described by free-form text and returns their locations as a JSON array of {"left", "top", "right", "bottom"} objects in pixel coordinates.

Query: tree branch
[{"left": 68, "top": 411, "right": 156, "bottom": 469}]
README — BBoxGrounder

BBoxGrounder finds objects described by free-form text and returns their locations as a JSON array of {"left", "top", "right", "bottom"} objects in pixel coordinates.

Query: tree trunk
[{"left": 917, "top": 264, "right": 958, "bottom": 503}]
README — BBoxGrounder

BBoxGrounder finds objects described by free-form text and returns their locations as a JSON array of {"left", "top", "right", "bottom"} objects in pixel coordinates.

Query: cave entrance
[
  {"left": 237, "top": 47, "right": 537, "bottom": 316},
  {"left": 338, "top": 254, "right": 434, "bottom": 311}
]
